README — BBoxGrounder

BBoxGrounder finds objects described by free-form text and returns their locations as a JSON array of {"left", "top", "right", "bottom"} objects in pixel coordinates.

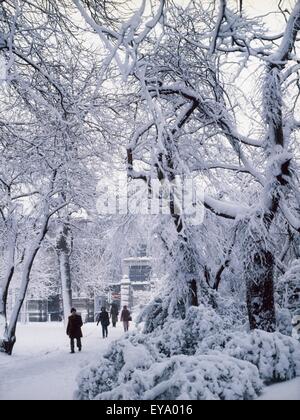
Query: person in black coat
[
  {"left": 66, "top": 308, "right": 83, "bottom": 354},
  {"left": 97, "top": 307, "right": 110, "bottom": 338},
  {"left": 110, "top": 302, "right": 119, "bottom": 328}
]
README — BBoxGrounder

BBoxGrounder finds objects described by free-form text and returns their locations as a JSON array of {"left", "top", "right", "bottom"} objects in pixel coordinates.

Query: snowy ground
[
  {"left": 0, "top": 322, "right": 126, "bottom": 400},
  {"left": 0, "top": 323, "right": 299, "bottom": 400},
  {"left": 257, "top": 377, "right": 300, "bottom": 401}
]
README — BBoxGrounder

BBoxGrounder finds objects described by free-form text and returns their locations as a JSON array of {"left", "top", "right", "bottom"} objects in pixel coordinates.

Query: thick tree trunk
[
  {"left": 56, "top": 225, "right": 73, "bottom": 322},
  {"left": 245, "top": 249, "right": 276, "bottom": 332},
  {"left": 172, "top": 211, "right": 199, "bottom": 308},
  {"left": 188, "top": 279, "right": 199, "bottom": 307}
]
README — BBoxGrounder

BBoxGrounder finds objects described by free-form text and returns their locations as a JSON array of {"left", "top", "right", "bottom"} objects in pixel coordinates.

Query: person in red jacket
[
  {"left": 66, "top": 308, "right": 83, "bottom": 354},
  {"left": 120, "top": 306, "right": 131, "bottom": 332}
]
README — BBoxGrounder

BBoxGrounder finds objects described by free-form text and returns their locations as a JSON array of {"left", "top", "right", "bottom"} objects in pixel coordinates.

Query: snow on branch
[
  {"left": 280, "top": 202, "right": 300, "bottom": 232},
  {"left": 72, "top": 0, "right": 125, "bottom": 72},
  {"left": 72, "top": 0, "right": 120, "bottom": 40},
  {"left": 191, "top": 162, "right": 251, "bottom": 174},
  {"left": 148, "top": 83, "right": 263, "bottom": 147},
  {"left": 230, "top": 132, "right": 263, "bottom": 148},
  {"left": 263, "top": 2, "right": 300, "bottom": 149},
  {"left": 292, "top": 119, "right": 300, "bottom": 129},
  {"left": 210, "top": 0, "right": 227, "bottom": 55},
  {"left": 128, "top": 120, "right": 155, "bottom": 149},
  {"left": 270, "top": 0, "right": 300, "bottom": 64},
  {"left": 73, "top": 0, "right": 165, "bottom": 78},
  {"left": 11, "top": 50, "right": 67, "bottom": 109},
  {"left": 282, "top": 63, "right": 300, "bottom": 81},
  {"left": 135, "top": 0, "right": 165, "bottom": 44},
  {"left": 147, "top": 83, "right": 265, "bottom": 184},
  {"left": 203, "top": 194, "right": 250, "bottom": 220}
]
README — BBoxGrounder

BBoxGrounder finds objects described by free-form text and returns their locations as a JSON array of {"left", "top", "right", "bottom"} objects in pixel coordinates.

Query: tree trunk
[
  {"left": 2, "top": 216, "right": 49, "bottom": 355},
  {"left": 0, "top": 269, "right": 13, "bottom": 350},
  {"left": 245, "top": 248, "right": 276, "bottom": 332},
  {"left": 0, "top": 233, "right": 16, "bottom": 353},
  {"left": 56, "top": 225, "right": 73, "bottom": 323},
  {"left": 188, "top": 279, "right": 199, "bottom": 306},
  {"left": 172, "top": 210, "right": 199, "bottom": 308}
]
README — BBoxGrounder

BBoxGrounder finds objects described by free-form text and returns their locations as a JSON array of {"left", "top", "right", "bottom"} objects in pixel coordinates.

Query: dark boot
[
  {"left": 77, "top": 338, "right": 82, "bottom": 352},
  {"left": 70, "top": 338, "right": 75, "bottom": 353}
]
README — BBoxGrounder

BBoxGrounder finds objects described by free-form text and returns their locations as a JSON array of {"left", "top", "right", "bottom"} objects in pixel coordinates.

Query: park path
[{"left": 0, "top": 322, "right": 125, "bottom": 400}]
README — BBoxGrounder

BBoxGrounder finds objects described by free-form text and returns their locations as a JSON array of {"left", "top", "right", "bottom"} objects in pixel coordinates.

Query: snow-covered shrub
[
  {"left": 210, "top": 291, "right": 248, "bottom": 330},
  {"left": 153, "top": 318, "right": 186, "bottom": 356},
  {"left": 76, "top": 301, "right": 300, "bottom": 401},
  {"left": 276, "top": 260, "right": 300, "bottom": 317},
  {"left": 292, "top": 311, "right": 300, "bottom": 341},
  {"left": 154, "top": 305, "right": 224, "bottom": 356},
  {"left": 277, "top": 308, "right": 293, "bottom": 337},
  {"left": 200, "top": 330, "right": 300, "bottom": 384},
  {"left": 139, "top": 297, "right": 171, "bottom": 334},
  {"left": 76, "top": 339, "right": 262, "bottom": 400},
  {"left": 75, "top": 333, "right": 159, "bottom": 400},
  {"left": 75, "top": 357, "right": 119, "bottom": 401},
  {"left": 95, "top": 355, "right": 262, "bottom": 400}
]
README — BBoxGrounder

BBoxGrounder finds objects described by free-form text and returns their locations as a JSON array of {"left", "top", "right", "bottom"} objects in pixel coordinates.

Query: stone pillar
[{"left": 121, "top": 275, "right": 131, "bottom": 309}]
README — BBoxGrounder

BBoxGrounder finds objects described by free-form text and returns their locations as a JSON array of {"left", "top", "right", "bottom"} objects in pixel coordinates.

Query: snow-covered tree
[
  {"left": 74, "top": 0, "right": 300, "bottom": 332},
  {"left": 0, "top": 0, "right": 121, "bottom": 353}
]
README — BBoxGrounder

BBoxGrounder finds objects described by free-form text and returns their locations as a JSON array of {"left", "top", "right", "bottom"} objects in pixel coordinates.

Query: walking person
[
  {"left": 66, "top": 308, "right": 83, "bottom": 354},
  {"left": 110, "top": 302, "right": 119, "bottom": 328},
  {"left": 121, "top": 305, "right": 131, "bottom": 332},
  {"left": 97, "top": 307, "right": 110, "bottom": 338}
]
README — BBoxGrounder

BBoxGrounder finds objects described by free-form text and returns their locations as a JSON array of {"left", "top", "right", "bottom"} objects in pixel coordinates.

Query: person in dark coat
[
  {"left": 120, "top": 305, "right": 131, "bottom": 332},
  {"left": 66, "top": 308, "right": 83, "bottom": 354},
  {"left": 110, "top": 303, "right": 119, "bottom": 328},
  {"left": 97, "top": 307, "right": 110, "bottom": 338}
]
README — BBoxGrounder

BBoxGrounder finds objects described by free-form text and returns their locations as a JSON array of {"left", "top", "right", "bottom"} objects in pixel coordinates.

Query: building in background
[
  {"left": 120, "top": 256, "right": 154, "bottom": 309},
  {"left": 6, "top": 244, "right": 156, "bottom": 323}
]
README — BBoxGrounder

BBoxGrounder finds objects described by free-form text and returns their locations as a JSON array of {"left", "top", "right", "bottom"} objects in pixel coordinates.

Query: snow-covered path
[{"left": 0, "top": 322, "right": 125, "bottom": 400}]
